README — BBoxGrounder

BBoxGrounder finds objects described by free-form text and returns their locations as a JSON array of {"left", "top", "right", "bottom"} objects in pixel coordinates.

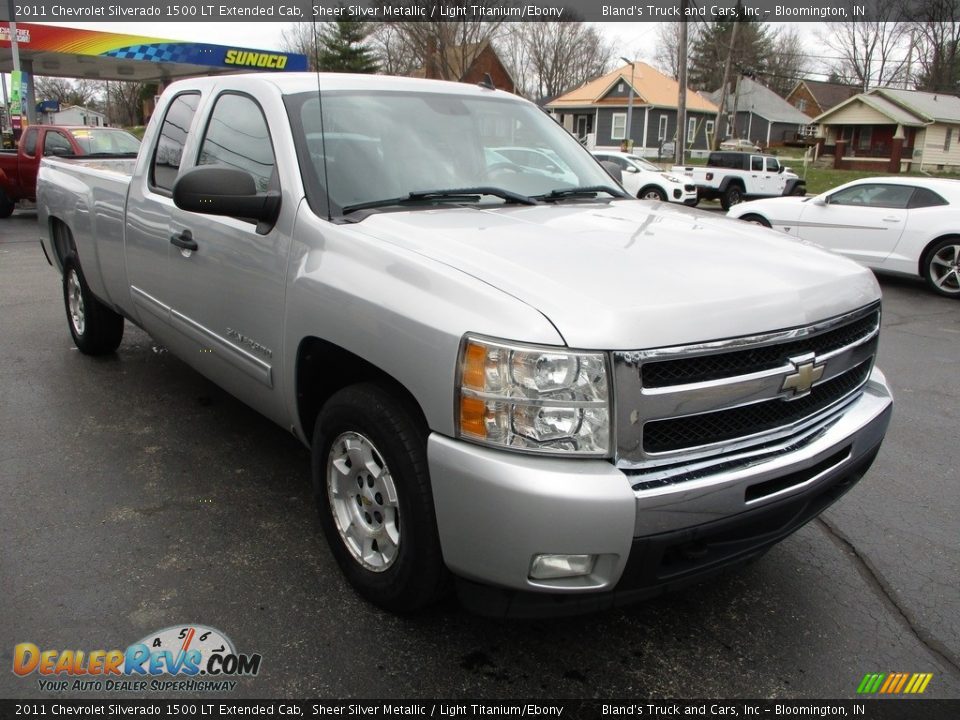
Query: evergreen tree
[
  {"left": 318, "top": 19, "right": 378, "bottom": 74},
  {"left": 688, "top": 18, "right": 773, "bottom": 92}
]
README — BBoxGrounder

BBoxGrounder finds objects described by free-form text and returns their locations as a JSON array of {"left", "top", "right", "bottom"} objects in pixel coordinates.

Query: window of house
[
  {"left": 198, "top": 93, "right": 277, "bottom": 195},
  {"left": 944, "top": 127, "right": 952, "bottom": 152},
  {"left": 617, "top": 82, "right": 624, "bottom": 93},
  {"left": 150, "top": 92, "right": 201, "bottom": 194},
  {"left": 611, "top": 113, "right": 627, "bottom": 141},
  {"left": 687, "top": 118, "right": 696, "bottom": 144},
  {"left": 658, "top": 115, "right": 668, "bottom": 141},
  {"left": 859, "top": 126, "right": 873, "bottom": 150},
  {"left": 797, "top": 99, "right": 807, "bottom": 112},
  {"left": 705, "top": 120, "right": 715, "bottom": 137}
]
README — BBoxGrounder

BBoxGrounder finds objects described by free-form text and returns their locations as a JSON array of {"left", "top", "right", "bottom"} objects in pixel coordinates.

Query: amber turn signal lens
[
  {"left": 462, "top": 341, "right": 487, "bottom": 390},
  {"left": 459, "top": 395, "right": 487, "bottom": 438}
]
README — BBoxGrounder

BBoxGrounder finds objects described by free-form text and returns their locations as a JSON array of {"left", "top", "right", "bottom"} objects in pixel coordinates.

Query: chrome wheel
[
  {"left": 326, "top": 431, "right": 400, "bottom": 572},
  {"left": 929, "top": 243, "right": 960, "bottom": 295},
  {"left": 67, "top": 269, "right": 85, "bottom": 336}
]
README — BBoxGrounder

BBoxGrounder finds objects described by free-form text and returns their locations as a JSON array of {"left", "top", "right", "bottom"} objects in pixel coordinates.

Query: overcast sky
[{"left": 4, "top": 20, "right": 827, "bottom": 92}]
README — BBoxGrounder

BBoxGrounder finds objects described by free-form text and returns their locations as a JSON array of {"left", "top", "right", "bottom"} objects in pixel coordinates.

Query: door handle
[
  {"left": 882, "top": 217, "right": 901, "bottom": 223},
  {"left": 170, "top": 230, "right": 198, "bottom": 252}
]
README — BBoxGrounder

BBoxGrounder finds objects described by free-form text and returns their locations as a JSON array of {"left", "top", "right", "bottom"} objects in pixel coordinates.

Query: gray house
[
  {"left": 709, "top": 76, "right": 815, "bottom": 149},
  {"left": 546, "top": 62, "right": 719, "bottom": 157}
]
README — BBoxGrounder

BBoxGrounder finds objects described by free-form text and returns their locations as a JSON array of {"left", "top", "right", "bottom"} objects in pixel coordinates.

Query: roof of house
[
  {"left": 815, "top": 87, "right": 960, "bottom": 127},
  {"left": 792, "top": 80, "right": 861, "bottom": 111},
  {"left": 877, "top": 88, "right": 960, "bottom": 123},
  {"left": 546, "top": 62, "right": 718, "bottom": 113},
  {"left": 709, "top": 76, "right": 811, "bottom": 124},
  {"left": 408, "top": 40, "right": 514, "bottom": 88}
]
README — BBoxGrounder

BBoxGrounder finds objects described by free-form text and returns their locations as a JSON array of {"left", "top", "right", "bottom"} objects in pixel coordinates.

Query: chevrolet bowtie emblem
[{"left": 781, "top": 355, "right": 825, "bottom": 399}]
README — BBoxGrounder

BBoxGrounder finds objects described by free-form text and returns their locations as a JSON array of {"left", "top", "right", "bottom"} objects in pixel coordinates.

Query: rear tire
[
  {"left": 312, "top": 383, "right": 448, "bottom": 612},
  {"left": 62, "top": 255, "right": 124, "bottom": 355},
  {"left": 923, "top": 237, "right": 960, "bottom": 298},
  {"left": 720, "top": 184, "right": 744, "bottom": 210},
  {"left": 0, "top": 190, "right": 14, "bottom": 218}
]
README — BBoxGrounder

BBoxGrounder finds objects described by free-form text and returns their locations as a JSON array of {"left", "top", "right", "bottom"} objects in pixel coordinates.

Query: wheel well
[
  {"left": 739, "top": 213, "right": 770, "bottom": 226},
  {"left": 296, "top": 337, "right": 428, "bottom": 442},
  {"left": 919, "top": 235, "right": 960, "bottom": 279},
  {"left": 49, "top": 217, "right": 76, "bottom": 271},
  {"left": 638, "top": 184, "right": 664, "bottom": 197}
]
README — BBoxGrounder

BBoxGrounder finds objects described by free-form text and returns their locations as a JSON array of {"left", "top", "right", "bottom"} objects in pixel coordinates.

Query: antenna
[{"left": 478, "top": 73, "right": 496, "bottom": 91}]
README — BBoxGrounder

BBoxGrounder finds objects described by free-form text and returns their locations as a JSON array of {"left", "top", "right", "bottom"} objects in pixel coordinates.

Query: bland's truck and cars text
[{"left": 37, "top": 73, "right": 892, "bottom": 616}]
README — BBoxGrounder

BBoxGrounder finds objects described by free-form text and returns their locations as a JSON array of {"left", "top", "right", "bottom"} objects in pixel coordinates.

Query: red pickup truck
[{"left": 0, "top": 125, "right": 140, "bottom": 217}]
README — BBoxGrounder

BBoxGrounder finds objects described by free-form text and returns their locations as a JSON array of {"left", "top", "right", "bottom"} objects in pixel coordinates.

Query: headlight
[
  {"left": 661, "top": 173, "right": 684, "bottom": 184},
  {"left": 456, "top": 335, "right": 611, "bottom": 456}
]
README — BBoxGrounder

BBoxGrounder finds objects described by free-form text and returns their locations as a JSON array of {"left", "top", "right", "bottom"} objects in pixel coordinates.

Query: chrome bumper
[{"left": 427, "top": 369, "right": 892, "bottom": 598}]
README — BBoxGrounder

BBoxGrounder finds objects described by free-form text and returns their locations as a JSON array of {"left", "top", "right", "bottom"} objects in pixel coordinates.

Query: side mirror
[
  {"left": 624, "top": 166, "right": 639, "bottom": 173},
  {"left": 778, "top": 166, "right": 785, "bottom": 174},
  {"left": 812, "top": 197, "right": 827, "bottom": 206},
  {"left": 173, "top": 165, "right": 280, "bottom": 232},
  {"left": 600, "top": 160, "right": 623, "bottom": 183},
  {"left": 46, "top": 146, "right": 71, "bottom": 157}
]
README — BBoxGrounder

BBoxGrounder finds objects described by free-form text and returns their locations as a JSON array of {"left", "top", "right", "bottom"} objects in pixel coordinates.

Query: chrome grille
[
  {"left": 642, "top": 310, "right": 879, "bottom": 388},
  {"left": 612, "top": 303, "right": 880, "bottom": 471},
  {"left": 644, "top": 360, "right": 872, "bottom": 453}
]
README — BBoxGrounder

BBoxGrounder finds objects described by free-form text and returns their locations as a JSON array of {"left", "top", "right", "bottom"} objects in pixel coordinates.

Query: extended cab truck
[
  {"left": 0, "top": 125, "right": 140, "bottom": 217},
  {"left": 673, "top": 151, "right": 806, "bottom": 210},
  {"left": 37, "top": 74, "right": 892, "bottom": 617}
]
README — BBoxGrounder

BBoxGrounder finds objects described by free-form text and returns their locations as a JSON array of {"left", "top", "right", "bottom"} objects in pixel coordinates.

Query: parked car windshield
[
  {"left": 285, "top": 90, "right": 616, "bottom": 215},
  {"left": 68, "top": 128, "right": 141, "bottom": 155},
  {"left": 625, "top": 155, "right": 661, "bottom": 172}
]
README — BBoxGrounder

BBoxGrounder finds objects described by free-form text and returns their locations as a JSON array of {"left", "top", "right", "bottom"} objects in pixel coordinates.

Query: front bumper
[{"left": 428, "top": 369, "right": 892, "bottom": 616}]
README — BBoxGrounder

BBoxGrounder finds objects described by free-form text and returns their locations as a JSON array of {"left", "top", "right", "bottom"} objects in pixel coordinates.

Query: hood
[{"left": 350, "top": 200, "right": 880, "bottom": 350}]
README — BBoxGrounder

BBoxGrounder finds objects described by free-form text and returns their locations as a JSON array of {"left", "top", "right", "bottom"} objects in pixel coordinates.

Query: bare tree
[
  {"left": 280, "top": 22, "right": 322, "bottom": 70},
  {"left": 367, "top": 24, "right": 420, "bottom": 76},
  {"left": 33, "top": 77, "right": 102, "bottom": 109},
  {"left": 909, "top": 0, "right": 960, "bottom": 92},
  {"left": 653, "top": 22, "right": 698, "bottom": 80},
  {"left": 499, "top": 21, "right": 613, "bottom": 101},
  {"left": 105, "top": 81, "right": 155, "bottom": 126},
  {"left": 763, "top": 26, "right": 811, "bottom": 97},
  {"left": 815, "top": 0, "right": 909, "bottom": 90},
  {"left": 385, "top": 20, "right": 505, "bottom": 81}
]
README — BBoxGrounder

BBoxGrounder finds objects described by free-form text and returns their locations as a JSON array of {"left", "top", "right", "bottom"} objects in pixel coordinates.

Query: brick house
[
  {"left": 410, "top": 40, "right": 515, "bottom": 94},
  {"left": 786, "top": 80, "right": 861, "bottom": 119}
]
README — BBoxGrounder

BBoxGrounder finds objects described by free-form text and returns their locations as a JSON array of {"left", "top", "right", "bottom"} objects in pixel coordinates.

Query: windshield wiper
[
  {"left": 341, "top": 187, "right": 537, "bottom": 215},
  {"left": 534, "top": 185, "right": 630, "bottom": 201}
]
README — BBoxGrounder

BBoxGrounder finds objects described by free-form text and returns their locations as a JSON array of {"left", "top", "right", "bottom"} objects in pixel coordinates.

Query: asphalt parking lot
[{"left": 1, "top": 208, "right": 958, "bottom": 700}]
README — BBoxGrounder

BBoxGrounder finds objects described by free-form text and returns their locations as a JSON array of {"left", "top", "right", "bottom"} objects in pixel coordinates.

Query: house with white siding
[{"left": 815, "top": 88, "right": 960, "bottom": 172}]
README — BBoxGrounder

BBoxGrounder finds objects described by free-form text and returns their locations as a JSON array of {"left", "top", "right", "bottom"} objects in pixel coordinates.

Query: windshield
[
  {"left": 626, "top": 155, "right": 661, "bottom": 173},
  {"left": 285, "top": 90, "right": 617, "bottom": 215},
  {"left": 69, "top": 128, "right": 141, "bottom": 155}
]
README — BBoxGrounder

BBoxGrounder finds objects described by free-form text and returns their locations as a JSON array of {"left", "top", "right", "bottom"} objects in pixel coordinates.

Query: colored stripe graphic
[{"left": 857, "top": 672, "right": 932, "bottom": 694}]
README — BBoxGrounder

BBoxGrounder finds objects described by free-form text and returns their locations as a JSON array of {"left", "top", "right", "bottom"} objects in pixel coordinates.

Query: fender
[
  {"left": 718, "top": 175, "right": 745, "bottom": 194},
  {"left": 783, "top": 179, "right": 806, "bottom": 196}
]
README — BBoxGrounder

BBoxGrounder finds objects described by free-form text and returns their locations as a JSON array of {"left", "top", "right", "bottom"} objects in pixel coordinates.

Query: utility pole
[
  {"left": 676, "top": 6, "right": 688, "bottom": 166},
  {"left": 712, "top": 21, "right": 740, "bottom": 151},
  {"left": 732, "top": 72, "right": 744, "bottom": 138},
  {"left": 620, "top": 57, "right": 636, "bottom": 151}
]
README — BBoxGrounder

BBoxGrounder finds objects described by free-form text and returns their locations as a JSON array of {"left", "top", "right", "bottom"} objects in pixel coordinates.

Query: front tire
[
  {"left": 923, "top": 237, "right": 960, "bottom": 298},
  {"left": 740, "top": 214, "right": 771, "bottom": 228},
  {"left": 638, "top": 186, "right": 667, "bottom": 201},
  {"left": 62, "top": 255, "right": 124, "bottom": 354},
  {"left": 312, "top": 383, "right": 447, "bottom": 612},
  {"left": 720, "top": 184, "right": 744, "bottom": 210}
]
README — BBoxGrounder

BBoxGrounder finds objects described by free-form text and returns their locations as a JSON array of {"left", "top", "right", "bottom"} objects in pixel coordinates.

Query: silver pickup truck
[{"left": 37, "top": 73, "right": 892, "bottom": 616}]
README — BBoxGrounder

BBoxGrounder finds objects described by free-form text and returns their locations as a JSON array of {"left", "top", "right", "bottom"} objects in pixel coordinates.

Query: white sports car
[
  {"left": 727, "top": 177, "right": 960, "bottom": 298},
  {"left": 592, "top": 151, "right": 698, "bottom": 204}
]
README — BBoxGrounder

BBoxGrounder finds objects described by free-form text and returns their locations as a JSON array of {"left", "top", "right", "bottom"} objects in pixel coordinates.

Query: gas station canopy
[{"left": 1, "top": 23, "right": 307, "bottom": 82}]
